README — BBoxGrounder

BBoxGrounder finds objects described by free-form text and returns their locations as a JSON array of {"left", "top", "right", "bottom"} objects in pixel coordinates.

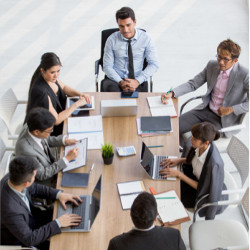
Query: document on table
[
  {"left": 67, "top": 115, "right": 104, "bottom": 149},
  {"left": 63, "top": 138, "right": 87, "bottom": 172},
  {"left": 117, "top": 180, "right": 145, "bottom": 210},
  {"left": 147, "top": 96, "right": 177, "bottom": 117}
]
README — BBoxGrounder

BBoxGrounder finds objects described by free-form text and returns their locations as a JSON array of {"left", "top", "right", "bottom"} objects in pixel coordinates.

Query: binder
[{"left": 140, "top": 116, "right": 172, "bottom": 132}]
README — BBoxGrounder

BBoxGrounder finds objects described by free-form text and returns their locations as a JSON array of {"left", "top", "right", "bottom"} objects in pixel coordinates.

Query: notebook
[
  {"left": 140, "top": 142, "right": 177, "bottom": 180},
  {"left": 117, "top": 180, "right": 145, "bottom": 210},
  {"left": 154, "top": 190, "right": 190, "bottom": 226},
  {"left": 140, "top": 116, "right": 172, "bottom": 132},
  {"left": 61, "top": 172, "right": 89, "bottom": 187},
  {"left": 57, "top": 175, "right": 102, "bottom": 232}
]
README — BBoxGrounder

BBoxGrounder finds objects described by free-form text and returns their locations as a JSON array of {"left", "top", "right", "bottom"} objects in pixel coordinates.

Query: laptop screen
[
  {"left": 89, "top": 176, "right": 102, "bottom": 227},
  {"left": 140, "top": 142, "right": 154, "bottom": 178}
]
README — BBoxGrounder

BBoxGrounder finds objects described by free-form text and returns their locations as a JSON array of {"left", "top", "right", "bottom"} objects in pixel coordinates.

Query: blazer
[
  {"left": 25, "top": 74, "right": 67, "bottom": 136},
  {"left": 0, "top": 174, "right": 61, "bottom": 247},
  {"left": 15, "top": 124, "right": 67, "bottom": 187},
  {"left": 173, "top": 60, "right": 249, "bottom": 137},
  {"left": 183, "top": 142, "right": 228, "bottom": 220},
  {"left": 108, "top": 226, "right": 186, "bottom": 250}
]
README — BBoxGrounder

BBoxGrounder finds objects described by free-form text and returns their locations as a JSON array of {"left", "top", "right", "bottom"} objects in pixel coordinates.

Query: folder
[
  {"left": 61, "top": 172, "right": 89, "bottom": 187},
  {"left": 140, "top": 116, "right": 172, "bottom": 132}
]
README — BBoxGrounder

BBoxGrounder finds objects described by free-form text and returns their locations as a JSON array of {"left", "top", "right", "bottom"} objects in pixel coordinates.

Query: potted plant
[{"left": 101, "top": 143, "right": 114, "bottom": 165}]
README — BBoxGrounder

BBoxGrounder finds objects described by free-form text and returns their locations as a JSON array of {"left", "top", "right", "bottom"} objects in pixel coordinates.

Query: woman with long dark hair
[
  {"left": 26, "top": 52, "right": 91, "bottom": 136},
  {"left": 159, "top": 122, "right": 227, "bottom": 219}
]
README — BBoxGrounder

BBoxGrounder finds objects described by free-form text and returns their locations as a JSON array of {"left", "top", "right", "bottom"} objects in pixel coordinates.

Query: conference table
[{"left": 50, "top": 92, "right": 179, "bottom": 250}]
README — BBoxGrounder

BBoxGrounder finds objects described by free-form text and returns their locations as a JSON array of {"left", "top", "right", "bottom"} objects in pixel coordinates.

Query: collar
[
  {"left": 28, "top": 130, "right": 42, "bottom": 145},
  {"left": 195, "top": 144, "right": 211, "bottom": 161},
  {"left": 121, "top": 28, "right": 138, "bottom": 41},
  {"left": 8, "top": 181, "right": 27, "bottom": 198},
  {"left": 133, "top": 224, "right": 155, "bottom": 231},
  {"left": 220, "top": 64, "right": 234, "bottom": 77}
]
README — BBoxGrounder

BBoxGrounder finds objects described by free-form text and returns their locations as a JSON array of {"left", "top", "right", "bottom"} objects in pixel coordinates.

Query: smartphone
[{"left": 121, "top": 91, "right": 138, "bottom": 98}]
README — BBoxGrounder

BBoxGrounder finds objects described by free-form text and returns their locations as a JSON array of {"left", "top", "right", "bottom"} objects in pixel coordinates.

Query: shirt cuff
[
  {"left": 55, "top": 219, "right": 61, "bottom": 228},
  {"left": 62, "top": 135, "right": 67, "bottom": 145},
  {"left": 135, "top": 75, "right": 145, "bottom": 84},
  {"left": 56, "top": 190, "right": 62, "bottom": 200},
  {"left": 63, "top": 156, "right": 69, "bottom": 165}
]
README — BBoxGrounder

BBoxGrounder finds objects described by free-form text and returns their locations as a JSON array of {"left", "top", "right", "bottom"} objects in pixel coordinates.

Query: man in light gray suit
[
  {"left": 15, "top": 107, "right": 78, "bottom": 187},
  {"left": 161, "top": 39, "right": 249, "bottom": 146}
]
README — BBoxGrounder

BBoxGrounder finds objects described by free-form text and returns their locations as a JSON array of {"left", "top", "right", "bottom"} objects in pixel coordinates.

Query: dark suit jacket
[
  {"left": 174, "top": 60, "right": 249, "bottom": 137},
  {"left": 0, "top": 174, "right": 61, "bottom": 247},
  {"left": 108, "top": 226, "right": 186, "bottom": 250}
]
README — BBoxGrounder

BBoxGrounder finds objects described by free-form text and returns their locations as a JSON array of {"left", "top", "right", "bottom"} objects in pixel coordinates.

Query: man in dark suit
[
  {"left": 0, "top": 156, "right": 82, "bottom": 249},
  {"left": 108, "top": 192, "right": 186, "bottom": 250},
  {"left": 15, "top": 107, "right": 79, "bottom": 187},
  {"left": 161, "top": 39, "right": 248, "bottom": 146}
]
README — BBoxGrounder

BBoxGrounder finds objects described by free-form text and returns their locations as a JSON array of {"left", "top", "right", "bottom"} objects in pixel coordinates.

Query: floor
[{"left": 0, "top": 0, "right": 249, "bottom": 249}]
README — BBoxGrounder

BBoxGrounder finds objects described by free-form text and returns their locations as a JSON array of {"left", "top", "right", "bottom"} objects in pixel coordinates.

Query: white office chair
[
  {"left": 0, "top": 88, "right": 27, "bottom": 141},
  {"left": 189, "top": 188, "right": 249, "bottom": 250}
]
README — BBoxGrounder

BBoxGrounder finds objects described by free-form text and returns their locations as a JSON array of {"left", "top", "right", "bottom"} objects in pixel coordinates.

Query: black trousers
[{"left": 101, "top": 77, "right": 148, "bottom": 92}]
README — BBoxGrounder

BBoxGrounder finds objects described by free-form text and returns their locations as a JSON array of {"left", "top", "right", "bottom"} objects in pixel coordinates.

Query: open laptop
[
  {"left": 57, "top": 175, "right": 102, "bottom": 232},
  {"left": 140, "top": 142, "right": 177, "bottom": 180}
]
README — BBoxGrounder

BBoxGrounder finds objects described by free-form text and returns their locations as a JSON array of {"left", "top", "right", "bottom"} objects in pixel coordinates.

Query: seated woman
[
  {"left": 25, "top": 52, "right": 91, "bottom": 136},
  {"left": 159, "top": 122, "right": 228, "bottom": 220}
]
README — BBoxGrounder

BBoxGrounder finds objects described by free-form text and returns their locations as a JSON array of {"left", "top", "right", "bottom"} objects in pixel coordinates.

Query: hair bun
[{"left": 214, "top": 130, "right": 221, "bottom": 141}]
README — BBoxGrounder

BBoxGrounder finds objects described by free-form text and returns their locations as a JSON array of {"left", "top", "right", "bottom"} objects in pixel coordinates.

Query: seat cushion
[{"left": 189, "top": 219, "right": 249, "bottom": 250}]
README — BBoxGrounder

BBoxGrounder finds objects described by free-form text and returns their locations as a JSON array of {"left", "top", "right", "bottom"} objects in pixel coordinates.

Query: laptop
[
  {"left": 57, "top": 175, "right": 102, "bottom": 232},
  {"left": 140, "top": 142, "right": 177, "bottom": 180},
  {"left": 101, "top": 99, "right": 137, "bottom": 117}
]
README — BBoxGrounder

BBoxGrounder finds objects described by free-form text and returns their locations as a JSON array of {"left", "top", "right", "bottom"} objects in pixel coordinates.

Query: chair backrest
[
  {"left": 227, "top": 136, "right": 249, "bottom": 188},
  {"left": 0, "top": 88, "right": 19, "bottom": 131},
  {"left": 241, "top": 187, "right": 249, "bottom": 218},
  {"left": 98, "top": 28, "right": 148, "bottom": 70}
]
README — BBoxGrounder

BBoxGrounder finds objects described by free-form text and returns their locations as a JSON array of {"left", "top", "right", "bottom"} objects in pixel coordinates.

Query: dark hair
[
  {"left": 26, "top": 107, "right": 56, "bottom": 132},
  {"left": 9, "top": 156, "right": 39, "bottom": 185},
  {"left": 116, "top": 7, "right": 135, "bottom": 22},
  {"left": 130, "top": 192, "right": 157, "bottom": 229},
  {"left": 27, "top": 52, "right": 62, "bottom": 106},
  {"left": 217, "top": 39, "right": 241, "bottom": 59},
  {"left": 186, "top": 122, "right": 220, "bottom": 164}
]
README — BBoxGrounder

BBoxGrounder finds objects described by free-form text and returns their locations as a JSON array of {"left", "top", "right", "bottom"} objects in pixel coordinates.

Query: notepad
[
  {"left": 117, "top": 180, "right": 145, "bottom": 210},
  {"left": 154, "top": 190, "right": 190, "bottom": 226},
  {"left": 147, "top": 96, "right": 177, "bottom": 117}
]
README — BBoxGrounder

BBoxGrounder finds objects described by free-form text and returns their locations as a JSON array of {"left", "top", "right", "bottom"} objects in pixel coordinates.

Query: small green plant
[{"left": 101, "top": 143, "right": 114, "bottom": 158}]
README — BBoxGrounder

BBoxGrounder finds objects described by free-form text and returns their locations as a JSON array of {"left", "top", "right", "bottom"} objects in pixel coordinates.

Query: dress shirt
[
  {"left": 192, "top": 144, "right": 210, "bottom": 180},
  {"left": 28, "top": 131, "right": 68, "bottom": 165},
  {"left": 133, "top": 224, "right": 155, "bottom": 231},
  {"left": 209, "top": 65, "right": 234, "bottom": 114},
  {"left": 103, "top": 28, "right": 159, "bottom": 84}
]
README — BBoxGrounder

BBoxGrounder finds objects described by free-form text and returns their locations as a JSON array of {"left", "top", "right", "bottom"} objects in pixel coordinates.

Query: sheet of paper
[
  {"left": 155, "top": 190, "right": 188, "bottom": 223},
  {"left": 68, "top": 115, "right": 103, "bottom": 134},
  {"left": 68, "top": 132, "right": 104, "bottom": 150},
  {"left": 63, "top": 138, "right": 87, "bottom": 172},
  {"left": 147, "top": 96, "right": 177, "bottom": 117},
  {"left": 120, "top": 193, "right": 140, "bottom": 210},
  {"left": 117, "top": 181, "right": 144, "bottom": 195}
]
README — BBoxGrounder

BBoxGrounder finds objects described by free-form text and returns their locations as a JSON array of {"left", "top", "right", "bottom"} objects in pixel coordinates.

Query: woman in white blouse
[{"left": 159, "top": 122, "right": 227, "bottom": 220}]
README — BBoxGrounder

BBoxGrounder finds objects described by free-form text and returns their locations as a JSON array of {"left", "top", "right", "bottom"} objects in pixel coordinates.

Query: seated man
[
  {"left": 15, "top": 107, "right": 78, "bottom": 187},
  {"left": 161, "top": 39, "right": 249, "bottom": 146},
  {"left": 108, "top": 192, "right": 186, "bottom": 250},
  {"left": 0, "top": 156, "right": 82, "bottom": 249},
  {"left": 102, "top": 7, "right": 159, "bottom": 92}
]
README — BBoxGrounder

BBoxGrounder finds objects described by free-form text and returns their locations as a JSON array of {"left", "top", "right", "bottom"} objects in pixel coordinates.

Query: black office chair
[{"left": 94, "top": 28, "right": 153, "bottom": 92}]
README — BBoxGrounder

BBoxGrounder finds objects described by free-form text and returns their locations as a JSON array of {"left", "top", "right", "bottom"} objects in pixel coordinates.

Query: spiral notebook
[{"left": 117, "top": 180, "right": 145, "bottom": 210}]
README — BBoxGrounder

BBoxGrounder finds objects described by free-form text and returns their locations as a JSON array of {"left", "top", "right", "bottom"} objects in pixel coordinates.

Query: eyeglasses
[
  {"left": 41, "top": 129, "right": 53, "bottom": 134},
  {"left": 216, "top": 55, "right": 233, "bottom": 63}
]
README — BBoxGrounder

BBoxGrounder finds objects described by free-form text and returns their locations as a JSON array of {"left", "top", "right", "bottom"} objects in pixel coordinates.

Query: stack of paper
[{"left": 67, "top": 115, "right": 104, "bottom": 149}]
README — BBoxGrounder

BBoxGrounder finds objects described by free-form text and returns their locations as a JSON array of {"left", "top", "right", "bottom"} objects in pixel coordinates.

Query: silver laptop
[
  {"left": 101, "top": 99, "right": 137, "bottom": 117},
  {"left": 57, "top": 175, "right": 102, "bottom": 232},
  {"left": 140, "top": 142, "right": 177, "bottom": 180}
]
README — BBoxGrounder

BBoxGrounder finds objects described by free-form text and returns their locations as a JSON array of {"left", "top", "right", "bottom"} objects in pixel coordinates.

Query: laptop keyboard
[
  {"left": 155, "top": 156, "right": 167, "bottom": 179},
  {"left": 72, "top": 197, "right": 87, "bottom": 229}
]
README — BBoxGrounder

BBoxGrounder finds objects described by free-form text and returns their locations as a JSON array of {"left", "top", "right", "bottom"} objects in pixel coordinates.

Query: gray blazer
[
  {"left": 15, "top": 124, "right": 67, "bottom": 186},
  {"left": 173, "top": 60, "right": 249, "bottom": 137}
]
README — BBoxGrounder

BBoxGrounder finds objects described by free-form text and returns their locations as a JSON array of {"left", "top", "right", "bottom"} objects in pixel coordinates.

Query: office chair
[
  {"left": 189, "top": 188, "right": 249, "bottom": 250},
  {"left": 95, "top": 28, "right": 153, "bottom": 92},
  {"left": 179, "top": 95, "right": 246, "bottom": 152}
]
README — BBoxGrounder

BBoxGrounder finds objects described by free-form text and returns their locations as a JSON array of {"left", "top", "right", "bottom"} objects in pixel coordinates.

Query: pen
[
  {"left": 156, "top": 197, "right": 176, "bottom": 199},
  {"left": 89, "top": 163, "right": 95, "bottom": 173},
  {"left": 163, "top": 87, "right": 173, "bottom": 101},
  {"left": 148, "top": 145, "right": 164, "bottom": 148}
]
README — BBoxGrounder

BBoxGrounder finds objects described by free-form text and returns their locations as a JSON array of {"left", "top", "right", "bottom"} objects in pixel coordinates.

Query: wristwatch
[{"left": 170, "top": 90, "right": 175, "bottom": 98}]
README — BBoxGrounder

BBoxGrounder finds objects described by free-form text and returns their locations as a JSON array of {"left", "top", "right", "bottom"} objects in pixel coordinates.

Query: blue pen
[
  {"left": 148, "top": 145, "right": 164, "bottom": 148},
  {"left": 69, "top": 159, "right": 76, "bottom": 163}
]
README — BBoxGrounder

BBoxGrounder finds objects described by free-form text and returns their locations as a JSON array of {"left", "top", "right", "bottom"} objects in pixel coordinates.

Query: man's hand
[
  {"left": 57, "top": 213, "right": 82, "bottom": 228},
  {"left": 65, "top": 137, "right": 77, "bottom": 146},
  {"left": 65, "top": 147, "right": 79, "bottom": 162},
  {"left": 58, "top": 192, "right": 82, "bottom": 210},
  {"left": 161, "top": 93, "right": 172, "bottom": 104},
  {"left": 218, "top": 107, "right": 233, "bottom": 117},
  {"left": 123, "top": 79, "right": 140, "bottom": 91},
  {"left": 119, "top": 80, "right": 130, "bottom": 91}
]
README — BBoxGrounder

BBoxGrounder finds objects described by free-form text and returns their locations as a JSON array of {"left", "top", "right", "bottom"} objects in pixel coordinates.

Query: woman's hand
[
  {"left": 80, "top": 93, "right": 91, "bottom": 104},
  {"left": 159, "top": 167, "right": 181, "bottom": 178},
  {"left": 76, "top": 96, "right": 87, "bottom": 107},
  {"left": 161, "top": 93, "right": 172, "bottom": 104},
  {"left": 160, "top": 158, "right": 180, "bottom": 168}
]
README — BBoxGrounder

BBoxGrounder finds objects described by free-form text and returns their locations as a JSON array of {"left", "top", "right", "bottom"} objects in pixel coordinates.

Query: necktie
[
  {"left": 41, "top": 139, "right": 55, "bottom": 163},
  {"left": 127, "top": 40, "right": 135, "bottom": 79}
]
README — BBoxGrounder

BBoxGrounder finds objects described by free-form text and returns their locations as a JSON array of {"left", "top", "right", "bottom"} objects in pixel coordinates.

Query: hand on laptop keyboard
[{"left": 57, "top": 213, "right": 82, "bottom": 228}]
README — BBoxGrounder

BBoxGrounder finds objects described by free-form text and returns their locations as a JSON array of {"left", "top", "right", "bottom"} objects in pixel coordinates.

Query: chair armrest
[
  {"left": 17, "top": 100, "right": 27, "bottom": 104},
  {"left": 150, "top": 76, "right": 153, "bottom": 92},
  {"left": 219, "top": 124, "right": 246, "bottom": 133},
  {"left": 180, "top": 95, "right": 203, "bottom": 115},
  {"left": 8, "top": 134, "right": 19, "bottom": 140},
  {"left": 95, "top": 59, "right": 100, "bottom": 76}
]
